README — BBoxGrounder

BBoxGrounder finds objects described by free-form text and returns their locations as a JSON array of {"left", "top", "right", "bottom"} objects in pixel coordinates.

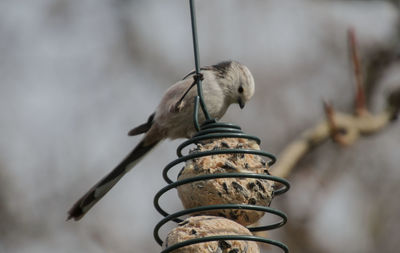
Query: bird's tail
[{"left": 67, "top": 140, "right": 158, "bottom": 221}]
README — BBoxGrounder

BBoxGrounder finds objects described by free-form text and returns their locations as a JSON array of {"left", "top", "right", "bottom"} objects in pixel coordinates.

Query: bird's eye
[{"left": 238, "top": 86, "right": 244, "bottom": 93}]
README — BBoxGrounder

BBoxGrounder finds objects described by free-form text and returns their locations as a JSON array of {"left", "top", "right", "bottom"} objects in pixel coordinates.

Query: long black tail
[{"left": 67, "top": 140, "right": 158, "bottom": 221}]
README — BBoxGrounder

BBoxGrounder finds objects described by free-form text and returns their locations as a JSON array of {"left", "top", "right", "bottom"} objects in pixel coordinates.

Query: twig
[
  {"left": 270, "top": 29, "right": 400, "bottom": 179},
  {"left": 270, "top": 102, "right": 397, "bottom": 178},
  {"left": 348, "top": 28, "right": 368, "bottom": 116}
]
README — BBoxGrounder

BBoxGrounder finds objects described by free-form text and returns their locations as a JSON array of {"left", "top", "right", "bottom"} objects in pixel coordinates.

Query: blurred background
[{"left": 0, "top": 0, "right": 399, "bottom": 252}]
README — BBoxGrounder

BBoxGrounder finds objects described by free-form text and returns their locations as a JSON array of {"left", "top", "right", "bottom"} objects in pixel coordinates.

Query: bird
[{"left": 67, "top": 60, "right": 255, "bottom": 220}]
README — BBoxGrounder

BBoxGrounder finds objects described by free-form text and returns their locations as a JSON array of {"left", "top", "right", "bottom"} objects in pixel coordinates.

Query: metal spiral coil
[{"left": 153, "top": 98, "right": 290, "bottom": 253}]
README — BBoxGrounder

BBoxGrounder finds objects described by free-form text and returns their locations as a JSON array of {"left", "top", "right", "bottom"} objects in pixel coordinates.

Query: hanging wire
[
  {"left": 189, "top": 0, "right": 212, "bottom": 124},
  {"left": 153, "top": 0, "right": 290, "bottom": 252}
]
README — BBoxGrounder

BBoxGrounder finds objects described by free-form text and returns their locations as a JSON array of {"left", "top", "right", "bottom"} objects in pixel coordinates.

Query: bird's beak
[{"left": 238, "top": 98, "right": 245, "bottom": 109}]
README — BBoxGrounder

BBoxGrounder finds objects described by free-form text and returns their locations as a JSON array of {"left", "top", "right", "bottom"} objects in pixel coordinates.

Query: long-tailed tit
[{"left": 67, "top": 61, "right": 255, "bottom": 220}]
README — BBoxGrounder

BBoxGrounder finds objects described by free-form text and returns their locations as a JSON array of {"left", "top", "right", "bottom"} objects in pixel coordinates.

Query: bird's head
[
  {"left": 235, "top": 62, "right": 255, "bottom": 109},
  {"left": 213, "top": 61, "right": 255, "bottom": 109}
]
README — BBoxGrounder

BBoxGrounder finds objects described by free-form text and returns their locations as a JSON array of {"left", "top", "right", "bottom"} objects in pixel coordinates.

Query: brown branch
[
  {"left": 348, "top": 28, "right": 368, "bottom": 116},
  {"left": 270, "top": 88, "right": 399, "bottom": 179},
  {"left": 270, "top": 28, "right": 400, "bottom": 179},
  {"left": 255, "top": 28, "right": 400, "bottom": 243},
  {"left": 323, "top": 101, "right": 348, "bottom": 146}
]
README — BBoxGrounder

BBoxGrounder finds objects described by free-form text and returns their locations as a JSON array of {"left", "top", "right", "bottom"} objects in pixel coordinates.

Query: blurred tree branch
[
  {"left": 270, "top": 29, "right": 400, "bottom": 179},
  {"left": 256, "top": 27, "right": 400, "bottom": 252}
]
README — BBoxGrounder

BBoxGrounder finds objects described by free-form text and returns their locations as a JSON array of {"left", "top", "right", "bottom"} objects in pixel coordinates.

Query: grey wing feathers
[{"left": 128, "top": 113, "right": 155, "bottom": 136}]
